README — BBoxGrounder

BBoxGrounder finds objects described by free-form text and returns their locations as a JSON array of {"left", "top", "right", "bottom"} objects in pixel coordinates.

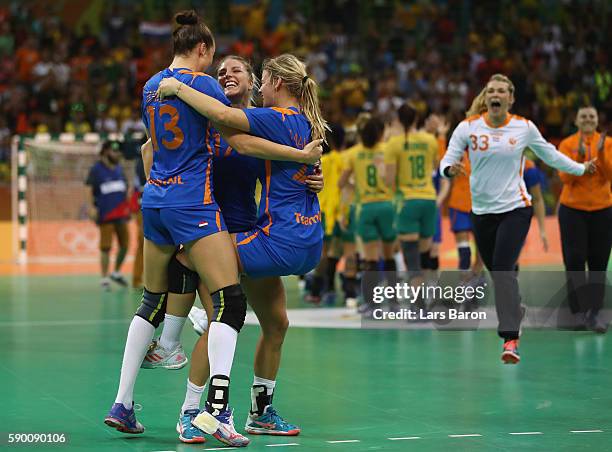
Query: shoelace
[
  {"left": 218, "top": 408, "right": 235, "bottom": 425},
  {"left": 266, "top": 407, "right": 291, "bottom": 429}
]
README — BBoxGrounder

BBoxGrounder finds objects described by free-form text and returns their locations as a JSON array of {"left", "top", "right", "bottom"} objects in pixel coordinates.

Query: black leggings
[
  {"left": 558, "top": 205, "right": 612, "bottom": 314},
  {"left": 471, "top": 207, "right": 533, "bottom": 340}
]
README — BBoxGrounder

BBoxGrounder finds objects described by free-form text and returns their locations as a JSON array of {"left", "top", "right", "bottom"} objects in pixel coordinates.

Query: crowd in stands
[{"left": 0, "top": 0, "right": 609, "bottom": 186}]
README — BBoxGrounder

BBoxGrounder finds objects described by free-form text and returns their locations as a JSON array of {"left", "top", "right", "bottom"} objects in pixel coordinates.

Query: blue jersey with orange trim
[
  {"left": 241, "top": 106, "right": 322, "bottom": 247},
  {"left": 210, "top": 129, "right": 258, "bottom": 232},
  {"left": 141, "top": 67, "right": 230, "bottom": 208}
]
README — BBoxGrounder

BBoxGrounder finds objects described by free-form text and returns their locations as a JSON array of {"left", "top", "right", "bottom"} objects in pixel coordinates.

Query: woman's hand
[
  {"left": 447, "top": 162, "right": 467, "bottom": 177},
  {"left": 88, "top": 206, "right": 98, "bottom": 222},
  {"left": 583, "top": 158, "right": 598, "bottom": 174},
  {"left": 540, "top": 230, "right": 549, "bottom": 252},
  {"left": 299, "top": 139, "right": 324, "bottom": 164},
  {"left": 157, "top": 77, "right": 183, "bottom": 100},
  {"left": 306, "top": 171, "right": 324, "bottom": 193}
]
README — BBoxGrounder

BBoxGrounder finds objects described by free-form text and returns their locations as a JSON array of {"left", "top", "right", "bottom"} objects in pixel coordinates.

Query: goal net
[{"left": 12, "top": 134, "right": 139, "bottom": 264}]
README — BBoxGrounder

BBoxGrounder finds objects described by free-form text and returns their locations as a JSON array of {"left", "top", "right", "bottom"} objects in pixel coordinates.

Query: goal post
[{"left": 11, "top": 133, "right": 144, "bottom": 264}]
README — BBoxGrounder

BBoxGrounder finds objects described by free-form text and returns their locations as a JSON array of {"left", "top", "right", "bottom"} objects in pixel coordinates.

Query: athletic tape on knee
[
  {"left": 206, "top": 374, "right": 230, "bottom": 416},
  {"left": 167, "top": 253, "right": 199, "bottom": 294},
  {"left": 401, "top": 241, "right": 421, "bottom": 272},
  {"left": 211, "top": 284, "right": 247, "bottom": 332},
  {"left": 135, "top": 288, "right": 167, "bottom": 328},
  {"left": 458, "top": 244, "right": 471, "bottom": 271}
]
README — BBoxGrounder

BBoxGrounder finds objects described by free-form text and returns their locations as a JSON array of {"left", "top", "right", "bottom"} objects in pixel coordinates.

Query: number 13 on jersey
[{"left": 147, "top": 105, "right": 185, "bottom": 151}]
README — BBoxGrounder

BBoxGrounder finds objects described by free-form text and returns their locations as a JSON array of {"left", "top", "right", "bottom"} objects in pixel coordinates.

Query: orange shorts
[{"left": 99, "top": 221, "right": 129, "bottom": 251}]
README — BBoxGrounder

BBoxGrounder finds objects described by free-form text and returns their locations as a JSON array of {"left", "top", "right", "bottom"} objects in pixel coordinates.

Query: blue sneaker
[
  {"left": 104, "top": 403, "right": 144, "bottom": 434},
  {"left": 192, "top": 408, "right": 250, "bottom": 447},
  {"left": 176, "top": 409, "right": 206, "bottom": 444},
  {"left": 245, "top": 405, "right": 300, "bottom": 436}
]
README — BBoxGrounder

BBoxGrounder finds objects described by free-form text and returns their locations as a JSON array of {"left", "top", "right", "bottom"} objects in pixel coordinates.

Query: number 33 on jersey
[{"left": 441, "top": 113, "right": 584, "bottom": 215}]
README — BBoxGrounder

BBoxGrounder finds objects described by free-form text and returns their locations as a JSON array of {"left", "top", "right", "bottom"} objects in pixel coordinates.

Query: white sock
[
  {"left": 208, "top": 322, "right": 238, "bottom": 377},
  {"left": 114, "top": 316, "right": 155, "bottom": 408},
  {"left": 251, "top": 375, "right": 276, "bottom": 414},
  {"left": 182, "top": 379, "right": 205, "bottom": 413},
  {"left": 158, "top": 314, "right": 187, "bottom": 350},
  {"left": 394, "top": 251, "right": 406, "bottom": 273},
  {"left": 253, "top": 375, "right": 276, "bottom": 395}
]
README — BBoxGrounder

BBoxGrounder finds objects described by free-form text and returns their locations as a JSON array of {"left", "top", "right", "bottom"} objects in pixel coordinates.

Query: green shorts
[
  {"left": 356, "top": 201, "right": 396, "bottom": 243},
  {"left": 322, "top": 207, "right": 356, "bottom": 243},
  {"left": 397, "top": 199, "right": 437, "bottom": 237}
]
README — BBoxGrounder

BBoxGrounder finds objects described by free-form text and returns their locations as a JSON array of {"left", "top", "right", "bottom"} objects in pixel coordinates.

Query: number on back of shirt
[{"left": 147, "top": 105, "right": 185, "bottom": 151}]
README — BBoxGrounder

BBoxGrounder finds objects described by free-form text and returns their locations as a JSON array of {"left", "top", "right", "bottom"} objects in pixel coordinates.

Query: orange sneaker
[{"left": 501, "top": 339, "right": 520, "bottom": 364}]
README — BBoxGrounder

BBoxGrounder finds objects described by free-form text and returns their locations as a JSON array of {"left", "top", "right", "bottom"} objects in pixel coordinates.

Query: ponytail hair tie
[{"left": 302, "top": 75, "right": 309, "bottom": 85}]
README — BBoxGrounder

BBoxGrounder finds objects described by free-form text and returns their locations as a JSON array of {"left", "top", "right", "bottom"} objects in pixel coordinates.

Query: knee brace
[
  {"left": 211, "top": 284, "right": 247, "bottom": 332},
  {"left": 167, "top": 252, "right": 200, "bottom": 294},
  {"left": 384, "top": 259, "right": 396, "bottom": 272},
  {"left": 457, "top": 242, "right": 471, "bottom": 271},
  {"left": 420, "top": 251, "right": 431, "bottom": 270},
  {"left": 429, "top": 255, "right": 439, "bottom": 270},
  {"left": 135, "top": 288, "right": 167, "bottom": 328}
]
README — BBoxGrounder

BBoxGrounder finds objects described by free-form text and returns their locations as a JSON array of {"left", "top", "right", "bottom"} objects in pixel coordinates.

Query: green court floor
[{"left": 1, "top": 275, "right": 611, "bottom": 451}]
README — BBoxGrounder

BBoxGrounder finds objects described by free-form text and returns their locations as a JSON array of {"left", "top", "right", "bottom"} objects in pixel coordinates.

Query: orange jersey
[
  {"left": 447, "top": 151, "right": 472, "bottom": 212},
  {"left": 558, "top": 132, "right": 612, "bottom": 211}
]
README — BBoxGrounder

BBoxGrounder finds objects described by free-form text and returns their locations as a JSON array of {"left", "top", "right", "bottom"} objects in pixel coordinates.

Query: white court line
[
  {"left": 265, "top": 444, "right": 300, "bottom": 447},
  {"left": 571, "top": 430, "right": 603, "bottom": 433},
  {"left": 448, "top": 434, "right": 482, "bottom": 438},
  {"left": 326, "top": 440, "right": 361, "bottom": 444},
  {"left": 388, "top": 436, "right": 422, "bottom": 440},
  {"left": 509, "top": 432, "right": 542, "bottom": 435},
  {"left": 204, "top": 448, "right": 239, "bottom": 451}
]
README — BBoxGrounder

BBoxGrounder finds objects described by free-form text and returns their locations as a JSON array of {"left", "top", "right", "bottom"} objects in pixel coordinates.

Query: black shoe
[{"left": 109, "top": 273, "right": 128, "bottom": 287}]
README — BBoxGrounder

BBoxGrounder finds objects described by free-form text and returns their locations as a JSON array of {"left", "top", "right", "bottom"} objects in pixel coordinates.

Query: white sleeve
[
  {"left": 440, "top": 121, "right": 469, "bottom": 178},
  {"left": 527, "top": 120, "right": 585, "bottom": 175}
]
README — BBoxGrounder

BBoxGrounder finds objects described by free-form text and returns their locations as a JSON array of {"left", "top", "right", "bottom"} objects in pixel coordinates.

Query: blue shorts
[
  {"left": 449, "top": 207, "right": 472, "bottom": 233},
  {"left": 236, "top": 230, "right": 323, "bottom": 278},
  {"left": 143, "top": 206, "right": 226, "bottom": 246},
  {"left": 433, "top": 208, "right": 442, "bottom": 243}
]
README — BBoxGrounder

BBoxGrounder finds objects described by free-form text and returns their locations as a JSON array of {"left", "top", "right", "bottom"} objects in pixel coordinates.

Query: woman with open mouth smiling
[{"left": 440, "top": 74, "right": 597, "bottom": 365}]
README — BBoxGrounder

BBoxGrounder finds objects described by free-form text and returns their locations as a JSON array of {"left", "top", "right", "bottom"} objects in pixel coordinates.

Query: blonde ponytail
[
  {"left": 466, "top": 73, "right": 516, "bottom": 118},
  {"left": 466, "top": 87, "right": 488, "bottom": 117},
  {"left": 262, "top": 54, "right": 329, "bottom": 141}
]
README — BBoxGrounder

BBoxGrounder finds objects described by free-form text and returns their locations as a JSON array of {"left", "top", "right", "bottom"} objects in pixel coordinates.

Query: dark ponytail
[{"left": 172, "top": 10, "right": 214, "bottom": 56}]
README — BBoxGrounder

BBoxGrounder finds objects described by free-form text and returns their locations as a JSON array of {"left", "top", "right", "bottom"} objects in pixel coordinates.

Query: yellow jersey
[
  {"left": 319, "top": 150, "right": 344, "bottom": 234},
  {"left": 344, "top": 142, "right": 392, "bottom": 204},
  {"left": 385, "top": 130, "right": 438, "bottom": 200}
]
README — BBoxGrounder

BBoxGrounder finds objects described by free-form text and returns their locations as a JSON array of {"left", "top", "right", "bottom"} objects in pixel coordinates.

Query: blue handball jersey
[
  {"left": 85, "top": 161, "right": 129, "bottom": 223},
  {"left": 243, "top": 106, "right": 322, "bottom": 247},
  {"left": 209, "top": 128, "right": 258, "bottom": 232},
  {"left": 141, "top": 68, "right": 230, "bottom": 208}
]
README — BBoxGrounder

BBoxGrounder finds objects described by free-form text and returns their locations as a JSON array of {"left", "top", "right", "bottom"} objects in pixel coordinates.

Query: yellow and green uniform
[
  {"left": 344, "top": 143, "right": 396, "bottom": 243},
  {"left": 385, "top": 131, "right": 438, "bottom": 236},
  {"left": 319, "top": 149, "right": 344, "bottom": 241}
]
